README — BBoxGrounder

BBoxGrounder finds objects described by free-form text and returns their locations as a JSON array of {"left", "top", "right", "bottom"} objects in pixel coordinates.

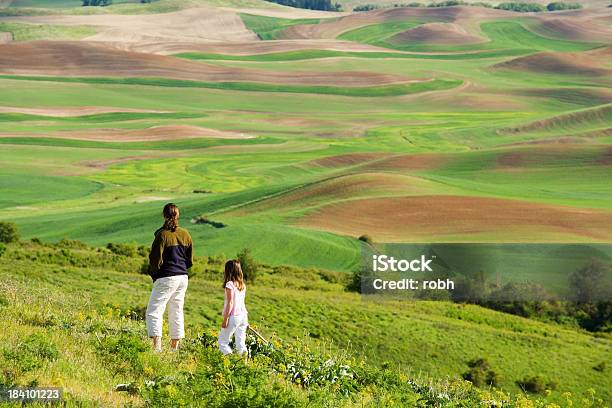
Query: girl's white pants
[
  {"left": 146, "top": 275, "right": 188, "bottom": 339},
  {"left": 218, "top": 314, "right": 248, "bottom": 355}
]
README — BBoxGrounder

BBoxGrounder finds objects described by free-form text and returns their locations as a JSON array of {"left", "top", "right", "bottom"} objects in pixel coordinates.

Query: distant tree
[
  {"left": 546, "top": 1, "right": 582, "bottom": 10},
  {"left": 357, "top": 234, "right": 374, "bottom": 245},
  {"left": 264, "top": 0, "right": 342, "bottom": 11},
  {"left": 0, "top": 221, "right": 19, "bottom": 244},
  {"left": 495, "top": 2, "right": 545, "bottom": 11},
  {"left": 237, "top": 248, "right": 258, "bottom": 282},
  {"left": 82, "top": 0, "right": 112, "bottom": 6},
  {"left": 346, "top": 265, "right": 376, "bottom": 293},
  {"left": 451, "top": 270, "right": 487, "bottom": 303},
  {"left": 353, "top": 4, "right": 379, "bottom": 11},
  {"left": 570, "top": 260, "right": 610, "bottom": 303},
  {"left": 428, "top": 0, "right": 466, "bottom": 6}
]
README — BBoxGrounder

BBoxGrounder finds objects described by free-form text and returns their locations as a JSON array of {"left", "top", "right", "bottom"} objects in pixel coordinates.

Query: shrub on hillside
[
  {"left": 593, "top": 361, "right": 606, "bottom": 372},
  {"left": 358, "top": 234, "right": 374, "bottom": 245},
  {"left": 495, "top": 2, "right": 545, "bottom": 11},
  {"left": 0, "top": 243, "right": 6, "bottom": 258},
  {"left": 82, "top": 0, "right": 112, "bottom": 6},
  {"left": 546, "top": 1, "right": 582, "bottom": 10},
  {"left": 353, "top": 4, "right": 378, "bottom": 11},
  {"left": 428, "top": 0, "right": 466, "bottom": 6},
  {"left": 462, "top": 358, "right": 499, "bottom": 387},
  {"left": 570, "top": 260, "right": 610, "bottom": 303},
  {"left": 484, "top": 282, "right": 556, "bottom": 317},
  {"left": 55, "top": 238, "right": 89, "bottom": 249},
  {"left": 237, "top": 248, "right": 258, "bottom": 282},
  {"left": 140, "top": 259, "right": 150, "bottom": 275},
  {"left": 106, "top": 242, "right": 148, "bottom": 258},
  {"left": 346, "top": 266, "right": 376, "bottom": 293},
  {"left": 517, "top": 374, "right": 558, "bottom": 394},
  {"left": 263, "top": 0, "right": 342, "bottom": 11},
  {"left": 0, "top": 221, "right": 19, "bottom": 244}
]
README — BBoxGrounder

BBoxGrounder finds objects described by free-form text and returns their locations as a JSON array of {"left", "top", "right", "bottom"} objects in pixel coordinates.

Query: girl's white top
[{"left": 223, "top": 281, "right": 247, "bottom": 316}]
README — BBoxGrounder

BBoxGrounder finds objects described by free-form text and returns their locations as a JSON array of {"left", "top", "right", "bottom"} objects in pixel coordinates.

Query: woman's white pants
[
  {"left": 146, "top": 275, "right": 188, "bottom": 339},
  {"left": 218, "top": 314, "right": 248, "bottom": 355}
]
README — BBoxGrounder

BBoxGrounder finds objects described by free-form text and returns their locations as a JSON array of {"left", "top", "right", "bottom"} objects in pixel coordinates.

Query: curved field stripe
[
  {"left": 337, "top": 20, "right": 424, "bottom": 43},
  {"left": 175, "top": 48, "right": 531, "bottom": 62},
  {"left": 0, "top": 75, "right": 462, "bottom": 97},
  {"left": 0, "top": 136, "right": 282, "bottom": 150},
  {"left": 0, "top": 111, "right": 205, "bottom": 123}
]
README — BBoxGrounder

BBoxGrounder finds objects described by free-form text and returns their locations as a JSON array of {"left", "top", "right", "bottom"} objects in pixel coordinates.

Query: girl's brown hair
[
  {"left": 163, "top": 203, "right": 179, "bottom": 232},
  {"left": 223, "top": 260, "right": 245, "bottom": 291}
]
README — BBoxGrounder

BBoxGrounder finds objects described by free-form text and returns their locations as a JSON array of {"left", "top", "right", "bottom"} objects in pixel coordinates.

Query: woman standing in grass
[
  {"left": 146, "top": 203, "right": 193, "bottom": 352},
  {"left": 218, "top": 260, "right": 248, "bottom": 355}
]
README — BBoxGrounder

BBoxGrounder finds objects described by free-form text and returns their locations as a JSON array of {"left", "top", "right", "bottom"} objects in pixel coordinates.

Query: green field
[
  {"left": 0, "top": 241, "right": 610, "bottom": 406},
  {"left": 338, "top": 20, "right": 602, "bottom": 52},
  {"left": 239, "top": 13, "right": 322, "bottom": 40},
  {"left": 0, "top": 1, "right": 611, "bottom": 405},
  {"left": 0, "top": 22, "right": 96, "bottom": 40}
]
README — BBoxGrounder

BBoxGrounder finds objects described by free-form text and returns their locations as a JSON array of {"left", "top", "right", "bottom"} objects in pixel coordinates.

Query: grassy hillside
[
  {"left": 239, "top": 13, "right": 322, "bottom": 40},
  {"left": 0, "top": 240, "right": 610, "bottom": 406},
  {"left": 0, "top": 22, "right": 96, "bottom": 40},
  {"left": 338, "top": 20, "right": 601, "bottom": 52}
]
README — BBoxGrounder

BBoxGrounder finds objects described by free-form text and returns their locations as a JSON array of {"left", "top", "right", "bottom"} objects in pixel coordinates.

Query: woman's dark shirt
[{"left": 148, "top": 226, "right": 193, "bottom": 281}]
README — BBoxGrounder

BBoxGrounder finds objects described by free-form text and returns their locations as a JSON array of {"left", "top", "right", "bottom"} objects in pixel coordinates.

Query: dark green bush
[
  {"left": 353, "top": 4, "right": 378, "bottom": 11},
  {"left": 593, "top": 361, "right": 606, "bottom": 372},
  {"left": 0, "top": 221, "right": 19, "bottom": 244},
  {"left": 462, "top": 358, "right": 499, "bottom": 387},
  {"left": 428, "top": 0, "right": 466, "bottom": 6},
  {"left": 495, "top": 2, "right": 545, "bottom": 11},
  {"left": 263, "top": 0, "right": 342, "bottom": 11},
  {"left": 56, "top": 238, "right": 89, "bottom": 249},
  {"left": 358, "top": 234, "right": 374, "bottom": 245},
  {"left": 106, "top": 242, "right": 148, "bottom": 258},
  {"left": 140, "top": 259, "right": 150, "bottom": 275},
  {"left": 546, "top": 1, "right": 582, "bottom": 10},
  {"left": 82, "top": 0, "right": 112, "bottom": 6},
  {"left": 237, "top": 248, "right": 258, "bottom": 282},
  {"left": 0, "top": 243, "right": 6, "bottom": 258},
  {"left": 517, "top": 374, "right": 558, "bottom": 394}
]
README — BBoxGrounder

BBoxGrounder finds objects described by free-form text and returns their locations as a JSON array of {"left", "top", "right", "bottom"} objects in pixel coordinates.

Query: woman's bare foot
[{"left": 151, "top": 336, "right": 162, "bottom": 352}]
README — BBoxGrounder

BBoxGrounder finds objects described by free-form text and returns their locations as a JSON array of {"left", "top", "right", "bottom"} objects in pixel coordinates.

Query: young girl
[{"left": 218, "top": 260, "right": 248, "bottom": 355}]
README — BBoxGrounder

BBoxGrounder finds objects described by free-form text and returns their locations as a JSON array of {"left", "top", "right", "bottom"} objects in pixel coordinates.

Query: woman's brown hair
[
  {"left": 223, "top": 260, "right": 245, "bottom": 291},
  {"left": 163, "top": 203, "right": 179, "bottom": 232}
]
